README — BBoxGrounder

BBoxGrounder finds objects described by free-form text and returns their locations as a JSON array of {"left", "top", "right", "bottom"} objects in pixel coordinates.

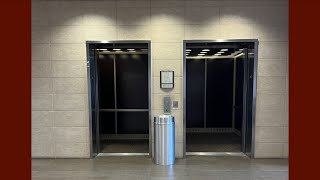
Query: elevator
[
  {"left": 183, "top": 40, "right": 258, "bottom": 157},
  {"left": 87, "top": 41, "right": 151, "bottom": 157}
]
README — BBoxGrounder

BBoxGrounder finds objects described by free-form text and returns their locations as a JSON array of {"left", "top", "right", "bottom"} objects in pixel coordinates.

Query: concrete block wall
[{"left": 32, "top": 0, "right": 288, "bottom": 158}]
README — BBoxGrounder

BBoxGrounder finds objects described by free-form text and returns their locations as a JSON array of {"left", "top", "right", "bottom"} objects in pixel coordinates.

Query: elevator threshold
[
  {"left": 97, "top": 153, "right": 149, "bottom": 157},
  {"left": 186, "top": 152, "right": 246, "bottom": 157}
]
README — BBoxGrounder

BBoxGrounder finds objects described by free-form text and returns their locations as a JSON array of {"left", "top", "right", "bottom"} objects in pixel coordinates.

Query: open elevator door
[
  {"left": 184, "top": 40, "right": 258, "bottom": 157},
  {"left": 87, "top": 41, "right": 151, "bottom": 157}
]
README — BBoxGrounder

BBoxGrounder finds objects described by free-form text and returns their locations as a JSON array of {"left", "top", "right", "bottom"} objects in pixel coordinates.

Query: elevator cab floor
[
  {"left": 100, "top": 139, "right": 149, "bottom": 153},
  {"left": 186, "top": 133, "right": 241, "bottom": 152}
]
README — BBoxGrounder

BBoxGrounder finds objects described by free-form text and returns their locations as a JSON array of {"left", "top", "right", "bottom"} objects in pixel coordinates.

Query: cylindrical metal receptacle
[{"left": 154, "top": 115, "right": 175, "bottom": 165}]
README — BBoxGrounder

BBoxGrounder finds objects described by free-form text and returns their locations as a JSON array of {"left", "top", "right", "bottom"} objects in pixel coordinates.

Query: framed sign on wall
[{"left": 160, "top": 71, "right": 174, "bottom": 89}]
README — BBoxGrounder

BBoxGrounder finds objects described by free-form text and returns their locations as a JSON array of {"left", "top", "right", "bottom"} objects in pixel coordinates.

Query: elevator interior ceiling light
[
  {"left": 127, "top": 49, "right": 135, "bottom": 51},
  {"left": 97, "top": 48, "right": 107, "bottom": 51},
  {"left": 214, "top": 53, "right": 221, "bottom": 56},
  {"left": 186, "top": 49, "right": 191, "bottom": 51},
  {"left": 218, "top": 51, "right": 225, "bottom": 54},
  {"left": 198, "top": 54, "right": 205, "bottom": 56},
  {"left": 220, "top": 49, "right": 228, "bottom": 51},
  {"left": 113, "top": 48, "right": 121, "bottom": 51},
  {"left": 202, "top": 49, "right": 210, "bottom": 51}
]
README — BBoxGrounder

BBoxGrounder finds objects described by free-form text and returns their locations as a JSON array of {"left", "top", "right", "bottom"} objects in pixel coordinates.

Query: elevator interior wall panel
[
  {"left": 97, "top": 54, "right": 115, "bottom": 109},
  {"left": 116, "top": 54, "right": 148, "bottom": 109},
  {"left": 99, "top": 112, "right": 115, "bottom": 134},
  {"left": 118, "top": 112, "right": 149, "bottom": 134},
  {"left": 206, "top": 59, "right": 234, "bottom": 127},
  {"left": 235, "top": 57, "right": 244, "bottom": 131},
  {"left": 186, "top": 59, "right": 205, "bottom": 128}
]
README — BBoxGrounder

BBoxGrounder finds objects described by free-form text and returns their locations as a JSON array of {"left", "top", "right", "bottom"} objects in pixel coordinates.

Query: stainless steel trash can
[{"left": 154, "top": 115, "right": 175, "bottom": 165}]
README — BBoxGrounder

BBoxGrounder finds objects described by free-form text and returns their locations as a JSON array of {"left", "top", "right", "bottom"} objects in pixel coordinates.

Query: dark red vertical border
[
  {"left": 290, "top": 0, "right": 320, "bottom": 179},
  {"left": 0, "top": 1, "right": 31, "bottom": 180}
]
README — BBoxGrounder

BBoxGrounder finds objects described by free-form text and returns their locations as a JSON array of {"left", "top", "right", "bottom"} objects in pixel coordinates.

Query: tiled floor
[{"left": 32, "top": 156, "right": 288, "bottom": 180}]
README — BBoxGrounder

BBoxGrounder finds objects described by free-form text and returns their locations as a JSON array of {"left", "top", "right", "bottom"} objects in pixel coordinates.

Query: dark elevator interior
[
  {"left": 88, "top": 42, "right": 150, "bottom": 156},
  {"left": 185, "top": 41, "right": 255, "bottom": 154}
]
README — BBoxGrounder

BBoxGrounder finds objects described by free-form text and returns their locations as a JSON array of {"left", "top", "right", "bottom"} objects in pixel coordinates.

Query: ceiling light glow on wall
[
  {"left": 220, "top": 49, "right": 228, "bottom": 51},
  {"left": 202, "top": 49, "right": 210, "bottom": 51}
]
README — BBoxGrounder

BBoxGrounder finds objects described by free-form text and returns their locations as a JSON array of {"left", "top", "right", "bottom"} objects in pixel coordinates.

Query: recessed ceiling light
[
  {"left": 218, "top": 51, "right": 225, "bottom": 54},
  {"left": 202, "top": 49, "right": 210, "bottom": 51},
  {"left": 214, "top": 53, "right": 221, "bottom": 56},
  {"left": 97, "top": 48, "right": 107, "bottom": 51},
  {"left": 113, "top": 48, "right": 121, "bottom": 51},
  {"left": 220, "top": 49, "right": 228, "bottom": 51},
  {"left": 198, "top": 54, "right": 205, "bottom": 56},
  {"left": 127, "top": 49, "right": 135, "bottom": 51},
  {"left": 186, "top": 49, "right": 191, "bottom": 51}
]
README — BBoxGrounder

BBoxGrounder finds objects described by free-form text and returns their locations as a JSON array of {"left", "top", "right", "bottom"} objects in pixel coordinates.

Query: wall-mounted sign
[{"left": 160, "top": 71, "right": 174, "bottom": 89}]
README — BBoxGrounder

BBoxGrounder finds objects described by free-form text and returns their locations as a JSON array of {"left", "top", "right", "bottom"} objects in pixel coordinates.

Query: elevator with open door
[
  {"left": 87, "top": 41, "right": 151, "bottom": 157},
  {"left": 183, "top": 40, "right": 258, "bottom": 157}
]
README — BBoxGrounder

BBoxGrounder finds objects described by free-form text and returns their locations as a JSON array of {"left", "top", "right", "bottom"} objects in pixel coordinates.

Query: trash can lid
[{"left": 154, "top": 115, "right": 174, "bottom": 124}]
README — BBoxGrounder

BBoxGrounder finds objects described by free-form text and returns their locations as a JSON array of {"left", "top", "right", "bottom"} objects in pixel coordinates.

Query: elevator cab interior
[
  {"left": 184, "top": 40, "right": 257, "bottom": 157},
  {"left": 87, "top": 41, "right": 151, "bottom": 157}
]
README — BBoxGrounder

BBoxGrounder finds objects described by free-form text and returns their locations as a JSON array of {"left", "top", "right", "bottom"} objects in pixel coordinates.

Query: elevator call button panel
[
  {"left": 164, "top": 96, "right": 171, "bottom": 114},
  {"left": 160, "top": 71, "right": 174, "bottom": 89}
]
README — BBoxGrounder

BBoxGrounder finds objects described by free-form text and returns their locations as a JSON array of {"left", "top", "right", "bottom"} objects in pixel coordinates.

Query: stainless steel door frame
[
  {"left": 183, "top": 39, "right": 259, "bottom": 158},
  {"left": 86, "top": 40, "right": 152, "bottom": 158},
  {"left": 241, "top": 48, "right": 248, "bottom": 153}
]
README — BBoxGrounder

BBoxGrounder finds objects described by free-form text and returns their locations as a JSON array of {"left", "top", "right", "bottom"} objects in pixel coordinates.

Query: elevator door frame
[
  {"left": 86, "top": 40, "right": 152, "bottom": 158},
  {"left": 183, "top": 39, "right": 259, "bottom": 158}
]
